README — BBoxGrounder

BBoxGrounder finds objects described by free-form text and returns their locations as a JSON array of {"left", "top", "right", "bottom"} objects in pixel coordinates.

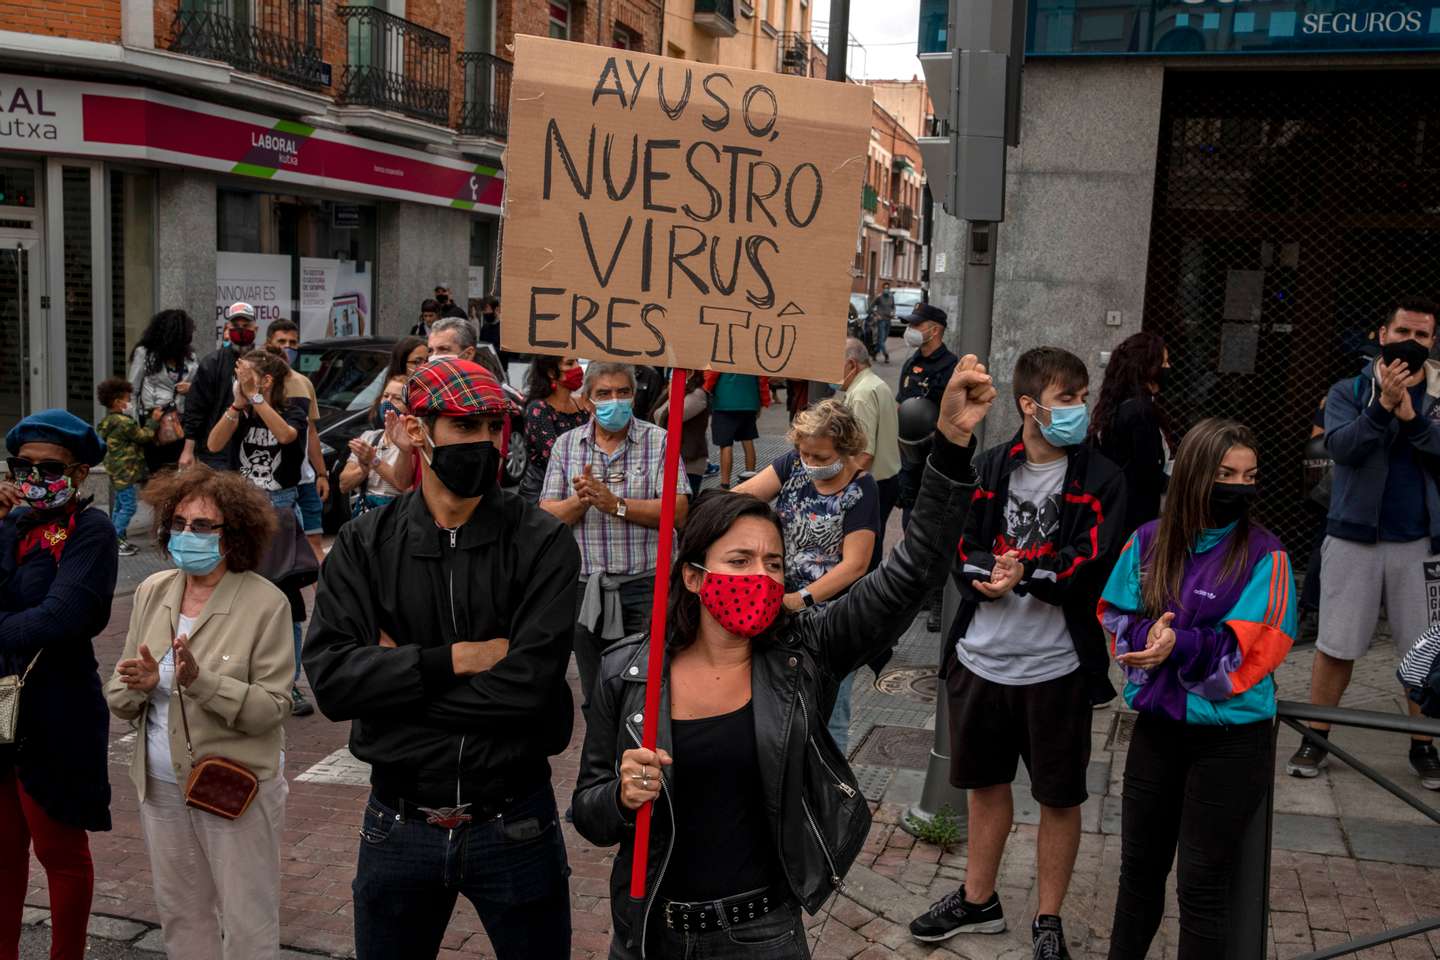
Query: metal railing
[
  {"left": 1231, "top": 701, "right": 1440, "bottom": 959},
  {"left": 776, "top": 31, "right": 809, "bottom": 75},
  {"left": 891, "top": 204, "right": 915, "bottom": 232},
  {"left": 337, "top": 5, "right": 451, "bottom": 125},
  {"left": 693, "top": 0, "right": 737, "bottom": 36},
  {"left": 169, "top": 0, "right": 326, "bottom": 90},
  {"left": 458, "top": 51, "right": 511, "bottom": 140}
]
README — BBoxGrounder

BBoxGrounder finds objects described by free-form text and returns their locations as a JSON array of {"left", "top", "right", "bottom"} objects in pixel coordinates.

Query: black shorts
[
  {"left": 946, "top": 662, "right": 1092, "bottom": 808},
  {"left": 711, "top": 409, "right": 759, "bottom": 447}
]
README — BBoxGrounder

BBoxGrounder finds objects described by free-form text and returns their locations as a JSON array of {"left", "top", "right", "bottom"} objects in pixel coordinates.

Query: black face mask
[
  {"left": 424, "top": 438, "right": 499, "bottom": 499},
  {"left": 1154, "top": 367, "right": 1170, "bottom": 391},
  {"left": 1208, "top": 482, "right": 1257, "bottom": 527},
  {"left": 1381, "top": 338, "right": 1431, "bottom": 377}
]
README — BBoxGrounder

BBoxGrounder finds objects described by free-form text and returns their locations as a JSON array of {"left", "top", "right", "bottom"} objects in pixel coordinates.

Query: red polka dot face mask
[{"left": 692, "top": 564, "right": 785, "bottom": 639}]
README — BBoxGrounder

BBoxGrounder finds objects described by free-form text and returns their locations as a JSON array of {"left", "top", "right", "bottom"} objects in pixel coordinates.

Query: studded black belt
[{"left": 662, "top": 886, "right": 786, "bottom": 932}]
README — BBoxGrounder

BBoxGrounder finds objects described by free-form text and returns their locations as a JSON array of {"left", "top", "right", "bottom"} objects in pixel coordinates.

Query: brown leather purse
[{"left": 176, "top": 681, "right": 258, "bottom": 820}]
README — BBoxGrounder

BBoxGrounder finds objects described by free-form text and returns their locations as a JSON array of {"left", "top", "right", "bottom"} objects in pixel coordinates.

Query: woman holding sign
[{"left": 573, "top": 358, "right": 997, "bottom": 960}]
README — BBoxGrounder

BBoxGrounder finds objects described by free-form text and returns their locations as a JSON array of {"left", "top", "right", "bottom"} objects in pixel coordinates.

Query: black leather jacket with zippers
[{"left": 572, "top": 437, "right": 978, "bottom": 960}]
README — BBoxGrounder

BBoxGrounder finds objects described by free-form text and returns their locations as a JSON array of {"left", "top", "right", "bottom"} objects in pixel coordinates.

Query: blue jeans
[
  {"left": 352, "top": 787, "right": 571, "bottom": 960},
  {"left": 827, "top": 671, "right": 856, "bottom": 755},
  {"left": 268, "top": 488, "right": 305, "bottom": 683},
  {"left": 112, "top": 485, "right": 137, "bottom": 540},
  {"left": 296, "top": 481, "right": 323, "bottom": 535}
]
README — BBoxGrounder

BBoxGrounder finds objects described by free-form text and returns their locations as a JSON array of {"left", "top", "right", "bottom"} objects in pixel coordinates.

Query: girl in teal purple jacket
[{"left": 1098, "top": 418, "right": 1296, "bottom": 960}]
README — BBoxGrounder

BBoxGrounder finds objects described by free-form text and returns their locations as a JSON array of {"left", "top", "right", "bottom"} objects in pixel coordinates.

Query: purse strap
[
  {"left": 14, "top": 649, "right": 41, "bottom": 686},
  {"left": 175, "top": 667, "right": 195, "bottom": 763}
]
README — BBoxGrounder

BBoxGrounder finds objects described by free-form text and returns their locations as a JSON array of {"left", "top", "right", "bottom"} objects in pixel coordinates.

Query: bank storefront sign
[
  {"left": 0, "top": 74, "right": 503, "bottom": 212},
  {"left": 1024, "top": 0, "right": 1440, "bottom": 54}
]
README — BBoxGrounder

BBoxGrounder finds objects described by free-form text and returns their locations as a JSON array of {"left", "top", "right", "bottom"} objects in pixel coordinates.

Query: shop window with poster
[{"left": 215, "top": 188, "right": 378, "bottom": 343}]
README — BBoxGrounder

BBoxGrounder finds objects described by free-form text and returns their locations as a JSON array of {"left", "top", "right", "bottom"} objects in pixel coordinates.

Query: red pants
[{"left": 0, "top": 772, "right": 93, "bottom": 960}]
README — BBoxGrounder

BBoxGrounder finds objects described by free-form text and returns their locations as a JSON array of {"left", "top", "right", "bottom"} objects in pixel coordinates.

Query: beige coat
[{"left": 105, "top": 568, "right": 293, "bottom": 802}]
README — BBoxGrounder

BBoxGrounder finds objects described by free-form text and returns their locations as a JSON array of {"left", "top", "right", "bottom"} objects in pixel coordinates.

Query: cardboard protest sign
[{"left": 501, "top": 35, "right": 871, "bottom": 382}]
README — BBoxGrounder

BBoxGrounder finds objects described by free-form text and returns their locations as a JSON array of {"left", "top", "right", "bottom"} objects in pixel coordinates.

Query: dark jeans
[
  {"left": 871, "top": 475, "right": 900, "bottom": 569},
  {"left": 652, "top": 901, "right": 810, "bottom": 959},
  {"left": 352, "top": 786, "right": 571, "bottom": 960},
  {"left": 1109, "top": 713, "right": 1273, "bottom": 960},
  {"left": 574, "top": 576, "right": 655, "bottom": 711}
]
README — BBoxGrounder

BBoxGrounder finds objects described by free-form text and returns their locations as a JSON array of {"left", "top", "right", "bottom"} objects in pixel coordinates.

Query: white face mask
[{"left": 904, "top": 326, "right": 927, "bottom": 349}]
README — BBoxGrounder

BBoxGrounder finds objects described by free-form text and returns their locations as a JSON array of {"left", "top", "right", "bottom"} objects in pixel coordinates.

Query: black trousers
[{"left": 1109, "top": 712, "right": 1273, "bottom": 960}]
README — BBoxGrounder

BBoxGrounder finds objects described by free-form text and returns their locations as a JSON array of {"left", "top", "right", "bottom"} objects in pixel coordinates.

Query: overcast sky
[{"left": 815, "top": 0, "right": 924, "bottom": 81}]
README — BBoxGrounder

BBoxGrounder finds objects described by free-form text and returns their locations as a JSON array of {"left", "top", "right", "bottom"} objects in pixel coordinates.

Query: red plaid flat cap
[{"left": 404, "top": 358, "right": 516, "bottom": 417}]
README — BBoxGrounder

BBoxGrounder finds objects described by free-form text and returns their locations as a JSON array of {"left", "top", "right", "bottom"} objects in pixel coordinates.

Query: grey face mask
[{"left": 801, "top": 457, "right": 845, "bottom": 481}]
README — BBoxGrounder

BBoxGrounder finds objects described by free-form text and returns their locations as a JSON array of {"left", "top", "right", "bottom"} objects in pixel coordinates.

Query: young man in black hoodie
[{"left": 911, "top": 347, "right": 1125, "bottom": 960}]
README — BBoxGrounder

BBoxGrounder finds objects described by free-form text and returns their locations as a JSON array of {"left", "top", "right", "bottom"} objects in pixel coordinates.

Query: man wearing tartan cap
[{"left": 304, "top": 357, "right": 580, "bottom": 959}]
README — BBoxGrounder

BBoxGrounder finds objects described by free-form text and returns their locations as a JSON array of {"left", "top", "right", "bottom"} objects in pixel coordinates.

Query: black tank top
[{"left": 660, "top": 701, "right": 785, "bottom": 902}]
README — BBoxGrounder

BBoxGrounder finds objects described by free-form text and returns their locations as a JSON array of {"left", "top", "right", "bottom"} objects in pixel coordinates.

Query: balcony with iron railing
[
  {"left": 337, "top": 5, "right": 451, "bottom": 125},
  {"left": 458, "top": 51, "right": 511, "bottom": 140},
  {"left": 694, "top": 0, "right": 738, "bottom": 37},
  {"left": 777, "top": 32, "right": 809, "bottom": 76},
  {"left": 169, "top": 0, "right": 326, "bottom": 90},
  {"left": 889, "top": 203, "right": 915, "bottom": 235}
]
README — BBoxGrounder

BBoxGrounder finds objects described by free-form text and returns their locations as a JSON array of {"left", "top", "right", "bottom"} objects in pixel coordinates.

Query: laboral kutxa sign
[
  {"left": 500, "top": 36, "right": 871, "bottom": 382},
  {"left": 0, "top": 74, "right": 502, "bottom": 212}
]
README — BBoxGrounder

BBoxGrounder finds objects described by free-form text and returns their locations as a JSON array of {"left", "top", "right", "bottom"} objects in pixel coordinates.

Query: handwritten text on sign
[{"left": 501, "top": 36, "right": 871, "bottom": 382}]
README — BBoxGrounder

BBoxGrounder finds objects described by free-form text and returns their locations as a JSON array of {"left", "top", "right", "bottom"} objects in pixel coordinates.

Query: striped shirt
[{"left": 541, "top": 417, "right": 689, "bottom": 576}]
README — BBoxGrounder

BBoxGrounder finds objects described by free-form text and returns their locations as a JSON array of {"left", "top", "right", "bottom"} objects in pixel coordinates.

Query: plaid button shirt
[{"left": 541, "top": 417, "right": 689, "bottom": 576}]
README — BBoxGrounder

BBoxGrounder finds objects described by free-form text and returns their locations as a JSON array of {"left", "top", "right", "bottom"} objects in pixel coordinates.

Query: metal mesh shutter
[{"left": 1142, "top": 68, "right": 1440, "bottom": 570}]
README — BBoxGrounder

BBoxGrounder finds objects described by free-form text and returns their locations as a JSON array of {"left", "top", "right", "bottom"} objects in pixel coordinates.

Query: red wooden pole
[{"left": 629, "top": 367, "right": 688, "bottom": 898}]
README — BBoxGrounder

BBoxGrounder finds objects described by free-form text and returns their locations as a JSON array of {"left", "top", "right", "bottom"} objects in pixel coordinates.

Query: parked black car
[{"left": 296, "top": 338, "right": 526, "bottom": 534}]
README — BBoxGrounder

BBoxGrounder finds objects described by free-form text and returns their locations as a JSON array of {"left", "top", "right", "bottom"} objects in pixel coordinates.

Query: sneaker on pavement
[
  {"left": 1033, "top": 915, "right": 1071, "bottom": 960},
  {"left": 116, "top": 539, "right": 138, "bottom": 557},
  {"left": 290, "top": 686, "right": 315, "bottom": 717},
  {"left": 704, "top": 463, "right": 719, "bottom": 477},
  {"left": 1286, "top": 734, "right": 1329, "bottom": 778},
  {"left": 910, "top": 889, "right": 1006, "bottom": 942},
  {"left": 1410, "top": 742, "right": 1440, "bottom": 790}
]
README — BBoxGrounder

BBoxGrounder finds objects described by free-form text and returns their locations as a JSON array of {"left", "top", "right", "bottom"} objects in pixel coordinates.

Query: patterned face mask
[
  {"left": 19, "top": 474, "right": 75, "bottom": 512},
  {"left": 690, "top": 564, "right": 785, "bottom": 638}
]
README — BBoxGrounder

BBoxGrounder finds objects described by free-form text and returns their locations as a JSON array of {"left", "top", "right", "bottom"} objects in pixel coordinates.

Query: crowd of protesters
[{"left": 4, "top": 289, "right": 1440, "bottom": 960}]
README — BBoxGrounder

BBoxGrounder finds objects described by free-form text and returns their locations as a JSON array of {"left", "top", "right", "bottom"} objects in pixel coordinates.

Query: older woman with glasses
[
  {"left": 0, "top": 411, "right": 117, "bottom": 960},
  {"left": 105, "top": 466, "right": 293, "bottom": 960}
]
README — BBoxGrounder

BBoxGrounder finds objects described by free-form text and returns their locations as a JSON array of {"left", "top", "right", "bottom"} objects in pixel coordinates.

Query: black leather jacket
[{"left": 572, "top": 439, "right": 977, "bottom": 959}]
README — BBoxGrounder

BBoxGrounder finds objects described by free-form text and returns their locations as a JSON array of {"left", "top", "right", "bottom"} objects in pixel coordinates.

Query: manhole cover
[
  {"left": 850, "top": 725, "right": 934, "bottom": 770},
  {"left": 1106, "top": 712, "right": 1137, "bottom": 750},
  {"left": 874, "top": 666, "right": 940, "bottom": 704},
  {"left": 850, "top": 764, "right": 896, "bottom": 802}
]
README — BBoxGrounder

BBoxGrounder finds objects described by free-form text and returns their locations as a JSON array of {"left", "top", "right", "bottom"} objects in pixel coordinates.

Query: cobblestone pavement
[{"left": 26, "top": 354, "right": 1440, "bottom": 959}]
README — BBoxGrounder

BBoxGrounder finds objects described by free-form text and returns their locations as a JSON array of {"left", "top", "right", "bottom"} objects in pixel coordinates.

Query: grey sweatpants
[{"left": 1318, "top": 535, "right": 1439, "bottom": 661}]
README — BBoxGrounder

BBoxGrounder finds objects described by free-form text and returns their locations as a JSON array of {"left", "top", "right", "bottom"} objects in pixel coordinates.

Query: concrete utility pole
[{"left": 904, "top": 0, "right": 1025, "bottom": 836}]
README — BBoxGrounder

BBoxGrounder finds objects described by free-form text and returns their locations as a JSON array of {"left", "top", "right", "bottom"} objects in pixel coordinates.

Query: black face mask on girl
[{"left": 1208, "top": 482, "right": 1257, "bottom": 527}]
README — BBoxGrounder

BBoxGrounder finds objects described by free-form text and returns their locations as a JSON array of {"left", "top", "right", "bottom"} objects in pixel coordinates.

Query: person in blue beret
[{"left": 0, "top": 409, "right": 118, "bottom": 960}]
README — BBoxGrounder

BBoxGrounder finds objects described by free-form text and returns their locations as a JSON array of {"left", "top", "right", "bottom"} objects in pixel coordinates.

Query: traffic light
[{"left": 917, "top": 0, "right": 1027, "bottom": 221}]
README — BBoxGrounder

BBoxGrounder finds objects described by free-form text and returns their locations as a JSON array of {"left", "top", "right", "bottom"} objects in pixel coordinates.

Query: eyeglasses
[
  {"left": 170, "top": 516, "right": 224, "bottom": 535},
  {"left": 7, "top": 457, "right": 70, "bottom": 482}
]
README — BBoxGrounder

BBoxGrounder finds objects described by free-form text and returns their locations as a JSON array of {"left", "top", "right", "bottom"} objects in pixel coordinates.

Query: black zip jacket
[
  {"left": 947, "top": 434, "right": 1126, "bottom": 705},
  {"left": 572, "top": 438, "right": 977, "bottom": 960},
  {"left": 180, "top": 347, "right": 238, "bottom": 468},
  {"left": 302, "top": 487, "right": 580, "bottom": 801},
  {"left": 1096, "top": 395, "right": 1168, "bottom": 543}
]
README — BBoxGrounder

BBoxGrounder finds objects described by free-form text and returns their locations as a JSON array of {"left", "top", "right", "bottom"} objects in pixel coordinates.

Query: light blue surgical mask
[
  {"left": 283, "top": 347, "right": 299, "bottom": 366},
  {"left": 594, "top": 398, "right": 634, "bottom": 432},
  {"left": 1034, "top": 402, "right": 1089, "bottom": 447},
  {"left": 169, "top": 530, "right": 224, "bottom": 575}
]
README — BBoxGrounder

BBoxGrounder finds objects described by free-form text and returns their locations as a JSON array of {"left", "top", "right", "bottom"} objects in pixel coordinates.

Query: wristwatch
[
  {"left": 249, "top": 392, "right": 266, "bottom": 406},
  {"left": 614, "top": 498, "right": 628, "bottom": 518},
  {"left": 800, "top": 588, "right": 816, "bottom": 608}
]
